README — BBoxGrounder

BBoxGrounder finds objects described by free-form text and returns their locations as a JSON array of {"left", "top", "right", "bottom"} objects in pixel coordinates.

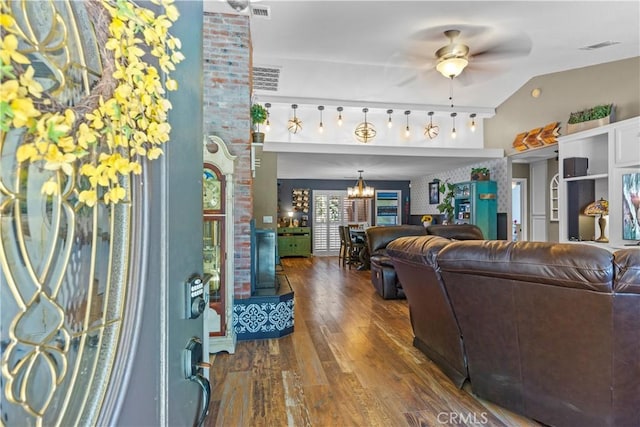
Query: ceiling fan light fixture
[{"left": 436, "top": 57, "right": 468, "bottom": 78}]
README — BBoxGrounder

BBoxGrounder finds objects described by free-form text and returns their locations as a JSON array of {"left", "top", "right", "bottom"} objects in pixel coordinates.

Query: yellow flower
[
  {"left": 19, "top": 66, "right": 43, "bottom": 98},
  {"left": 16, "top": 143, "right": 39, "bottom": 163},
  {"left": 0, "top": 13, "right": 17, "bottom": 28},
  {"left": 165, "top": 4, "right": 179, "bottom": 22},
  {"left": 104, "top": 186, "right": 126, "bottom": 204},
  {"left": 0, "top": 34, "right": 30, "bottom": 64},
  {"left": 41, "top": 179, "right": 59, "bottom": 196},
  {"left": 10, "top": 97, "right": 40, "bottom": 127},
  {"left": 0, "top": 79, "right": 20, "bottom": 103},
  {"left": 165, "top": 78, "right": 177, "bottom": 91},
  {"left": 76, "top": 123, "right": 98, "bottom": 148},
  {"left": 421, "top": 215, "right": 433, "bottom": 222},
  {"left": 147, "top": 147, "right": 163, "bottom": 160},
  {"left": 43, "top": 145, "right": 75, "bottom": 175},
  {"left": 79, "top": 190, "right": 98, "bottom": 207}
]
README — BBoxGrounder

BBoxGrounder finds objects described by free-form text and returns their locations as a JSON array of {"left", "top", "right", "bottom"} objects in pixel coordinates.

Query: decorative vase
[
  {"left": 423, "top": 221, "right": 432, "bottom": 227},
  {"left": 252, "top": 131, "right": 265, "bottom": 143}
]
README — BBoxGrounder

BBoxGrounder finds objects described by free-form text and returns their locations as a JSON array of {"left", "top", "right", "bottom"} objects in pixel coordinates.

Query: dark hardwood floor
[{"left": 206, "top": 256, "right": 539, "bottom": 426}]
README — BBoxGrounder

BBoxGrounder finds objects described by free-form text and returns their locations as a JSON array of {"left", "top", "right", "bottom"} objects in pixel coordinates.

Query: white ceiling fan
[{"left": 395, "top": 25, "right": 533, "bottom": 87}]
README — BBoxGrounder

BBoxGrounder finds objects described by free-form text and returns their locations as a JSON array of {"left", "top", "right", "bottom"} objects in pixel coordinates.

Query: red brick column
[{"left": 203, "top": 12, "right": 252, "bottom": 298}]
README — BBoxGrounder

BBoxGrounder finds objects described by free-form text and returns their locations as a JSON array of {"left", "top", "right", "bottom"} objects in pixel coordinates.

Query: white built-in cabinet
[{"left": 557, "top": 116, "right": 640, "bottom": 250}]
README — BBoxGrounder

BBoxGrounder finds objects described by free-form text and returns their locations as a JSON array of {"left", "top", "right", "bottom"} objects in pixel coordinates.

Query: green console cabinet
[
  {"left": 454, "top": 180, "right": 497, "bottom": 240},
  {"left": 278, "top": 227, "right": 311, "bottom": 257}
]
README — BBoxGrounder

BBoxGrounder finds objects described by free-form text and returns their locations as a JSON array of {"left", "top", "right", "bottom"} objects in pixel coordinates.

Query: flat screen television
[{"left": 622, "top": 173, "right": 640, "bottom": 240}]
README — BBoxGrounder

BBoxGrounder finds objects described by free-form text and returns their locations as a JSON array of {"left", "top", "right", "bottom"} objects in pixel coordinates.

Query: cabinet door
[{"left": 296, "top": 235, "right": 311, "bottom": 256}]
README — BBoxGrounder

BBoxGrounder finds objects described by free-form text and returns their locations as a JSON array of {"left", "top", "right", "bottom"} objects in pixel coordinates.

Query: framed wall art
[
  {"left": 622, "top": 173, "right": 640, "bottom": 240},
  {"left": 429, "top": 182, "right": 440, "bottom": 205}
]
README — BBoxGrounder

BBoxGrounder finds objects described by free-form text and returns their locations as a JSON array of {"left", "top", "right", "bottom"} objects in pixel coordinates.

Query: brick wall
[{"left": 203, "top": 12, "right": 252, "bottom": 298}]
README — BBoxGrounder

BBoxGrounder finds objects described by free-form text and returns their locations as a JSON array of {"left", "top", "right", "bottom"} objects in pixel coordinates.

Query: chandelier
[
  {"left": 347, "top": 170, "right": 375, "bottom": 199},
  {"left": 354, "top": 108, "right": 376, "bottom": 143}
]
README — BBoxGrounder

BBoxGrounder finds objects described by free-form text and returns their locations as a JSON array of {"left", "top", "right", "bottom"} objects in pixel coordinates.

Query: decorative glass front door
[{"left": 0, "top": 2, "right": 134, "bottom": 424}]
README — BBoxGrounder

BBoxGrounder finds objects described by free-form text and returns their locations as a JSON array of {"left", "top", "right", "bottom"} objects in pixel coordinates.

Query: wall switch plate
[{"left": 263, "top": 216, "right": 273, "bottom": 223}]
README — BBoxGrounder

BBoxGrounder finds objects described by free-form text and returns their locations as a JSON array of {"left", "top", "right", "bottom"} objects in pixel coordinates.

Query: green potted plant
[
  {"left": 436, "top": 180, "right": 456, "bottom": 224},
  {"left": 566, "top": 103, "right": 614, "bottom": 134},
  {"left": 250, "top": 103, "right": 268, "bottom": 142},
  {"left": 471, "top": 167, "right": 490, "bottom": 181}
]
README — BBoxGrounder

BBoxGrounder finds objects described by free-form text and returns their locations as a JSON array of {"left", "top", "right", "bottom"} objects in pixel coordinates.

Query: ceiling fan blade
[
  {"left": 471, "top": 32, "right": 533, "bottom": 61},
  {"left": 396, "top": 74, "right": 418, "bottom": 87}
]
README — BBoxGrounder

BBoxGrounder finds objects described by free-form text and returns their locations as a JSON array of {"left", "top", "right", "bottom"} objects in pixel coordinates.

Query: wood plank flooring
[{"left": 206, "top": 256, "right": 540, "bottom": 427}]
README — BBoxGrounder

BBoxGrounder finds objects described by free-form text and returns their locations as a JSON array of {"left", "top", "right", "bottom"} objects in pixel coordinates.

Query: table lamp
[
  {"left": 584, "top": 198, "right": 609, "bottom": 243},
  {"left": 288, "top": 211, "right": 293, "bottom": 227}
]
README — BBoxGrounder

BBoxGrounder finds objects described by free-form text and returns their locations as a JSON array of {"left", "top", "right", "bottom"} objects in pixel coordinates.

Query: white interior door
[{"left": 530, "top": 160, "right": 548, "bottom": 241}]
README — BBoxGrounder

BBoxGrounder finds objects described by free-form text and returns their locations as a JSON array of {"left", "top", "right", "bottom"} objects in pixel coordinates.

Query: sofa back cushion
[
  {"left": 438, "top": 240, "right": 614, "bottom": 292},
  {"left": 614, "top": 249, "right": 640, "bottom": 293},
  {"left": 365, "top": 225, "right": 426, "bottom": 255},
  {"left": 426, "top": 224, "right": 484, "bottom": 240}
]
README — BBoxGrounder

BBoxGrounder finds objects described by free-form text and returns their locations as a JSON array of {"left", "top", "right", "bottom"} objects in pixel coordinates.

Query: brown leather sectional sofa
[
  {"left": 365, "top": 224, "right": 483, "bottom": 300},
  {"left": 386, "top": 236, "right": 640, "bottom": 427}
]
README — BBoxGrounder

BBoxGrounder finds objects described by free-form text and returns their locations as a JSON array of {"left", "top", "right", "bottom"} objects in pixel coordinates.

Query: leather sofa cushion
[
  {"left": 614, "top": 249, "right": 640, "bottom": 294},
  {"left": 426, "top": 224, "right": 484, "bottom": 240},
  {"left": 438, "top": 240, "right": 614, "bottom": 292},
  {"left": 386, "top": 235, "right": 451, "bottom": 267},
  {"left": 366, "top": 225, "right": 426, "bottom": 254},
  {"left": 370, "top": 254, "right": 394, "bottom": 267}
]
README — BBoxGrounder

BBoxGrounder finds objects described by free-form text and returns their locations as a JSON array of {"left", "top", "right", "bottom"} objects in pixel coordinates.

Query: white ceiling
[{"left": 204, "top": 1, "right": 640, "bottom": 180}]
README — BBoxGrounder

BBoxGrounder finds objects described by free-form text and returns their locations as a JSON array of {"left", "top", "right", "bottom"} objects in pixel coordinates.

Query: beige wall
[
  {"left": 252, "top": 150, "right": 278, "bottom": 230},
  {"left": 486, "top": 57, "right": 640, "bottom": 151}
]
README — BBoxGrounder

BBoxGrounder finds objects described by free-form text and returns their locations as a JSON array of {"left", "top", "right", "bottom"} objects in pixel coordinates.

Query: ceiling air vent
[
  {"left": 579, "top": 41, "right": 620, "bottom": 50},
  {"left": 251, "top": 5, "right": 270, "bottom": 19},
  {"left": 253, "top": 66, "right": 280, "bottom": 92}
]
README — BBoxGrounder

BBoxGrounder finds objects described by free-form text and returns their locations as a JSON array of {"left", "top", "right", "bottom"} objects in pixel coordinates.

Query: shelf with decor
[{"left": 557, "top": 116, "right": 640, "bottom": 249}]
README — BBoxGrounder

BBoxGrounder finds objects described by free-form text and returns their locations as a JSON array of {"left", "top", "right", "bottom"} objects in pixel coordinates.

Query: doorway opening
[{"left": 512, "top": 178, "right": 528, "bottom": 241}]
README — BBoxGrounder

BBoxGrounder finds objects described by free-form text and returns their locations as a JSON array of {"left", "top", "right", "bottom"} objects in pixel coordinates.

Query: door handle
[{"left": 184, "top": 337, "right": 212, "bottom": 427}]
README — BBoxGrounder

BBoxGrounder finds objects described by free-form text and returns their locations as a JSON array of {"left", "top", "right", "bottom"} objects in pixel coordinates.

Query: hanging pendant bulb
[
  {"left": 451, "top": 112, "right": 457, "bottom": 139},
  {"left": 404, "top": 110, "right": 411, "bottom": 137},
  {"left": 354, "top": 108, "right": 376, "bottom": 143},
  {"left": 387, "top": 109, "right": 393, "bottom": 128},
  {"left": 424, "top": 111, "right": 439, "bottom": 139},
  {"left": 287, "top": 104, "right": 302, "bottom": 134},
  {"left": 318, "top": 105, "right": 324, "bottom": 133},
  {"left": 264, "top": 102, "right": 271, "bottom": 132},
  {"left": 337, "top": 106, "right": 343, "bottom": 126},
  {"left": 470, "top": 113, "right": 476, "bottom": 132}
]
